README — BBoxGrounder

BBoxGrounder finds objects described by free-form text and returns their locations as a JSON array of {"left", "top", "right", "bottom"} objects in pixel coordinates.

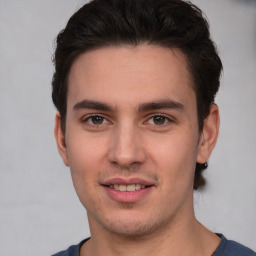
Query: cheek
[
  {"left": 66, "top": 127, "right": 108, "bottom": 169},
  {"left": 150, "top": 136, "right": 197, "bottom": 212},
  {"left": 148, "top": 131, "right": 198, "bottom": 184},
  {"left": 65, "top": 132, "right": 108, "bottom": 202}
]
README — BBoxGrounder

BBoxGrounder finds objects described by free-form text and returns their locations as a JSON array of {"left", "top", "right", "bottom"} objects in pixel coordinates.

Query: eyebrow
[
  {"left": 137, "top": 100, "right": 184, "bottom": 112},
  {"left": 72, "top": 99, "right": 184, "bottom": 112},
  {"left": 73, "top": 100, "right": 113, "bottom": 111}
]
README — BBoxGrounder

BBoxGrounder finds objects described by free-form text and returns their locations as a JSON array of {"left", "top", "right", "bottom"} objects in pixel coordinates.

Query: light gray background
[{"left": 0, "top": 0, "right": 255, "bottom": 255}]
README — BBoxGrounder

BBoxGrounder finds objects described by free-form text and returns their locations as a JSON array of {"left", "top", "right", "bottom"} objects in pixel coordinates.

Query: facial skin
[{"left": 55, "top": 45, "right": 219, "bottom": 255}]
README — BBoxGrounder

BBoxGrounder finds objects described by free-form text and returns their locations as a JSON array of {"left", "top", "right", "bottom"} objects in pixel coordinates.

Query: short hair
[{"left": 52, "top": 0, "right": 223, "bottom": 189}]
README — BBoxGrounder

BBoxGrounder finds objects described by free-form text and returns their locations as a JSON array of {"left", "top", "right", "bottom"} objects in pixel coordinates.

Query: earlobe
[
  {"left": 197, "top": 104, "right": 220, "bottom": 164},
  {"left": 54, "top": 113, "right": 69, "bottom": 166}
]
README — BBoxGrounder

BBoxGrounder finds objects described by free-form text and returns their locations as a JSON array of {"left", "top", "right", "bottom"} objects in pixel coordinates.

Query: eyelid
[
  {"left": 146, "top": 113, "right": 174, "bottom": 125},
  {"left": 82, "top": 113, "right": 112, "bottom": 125}
]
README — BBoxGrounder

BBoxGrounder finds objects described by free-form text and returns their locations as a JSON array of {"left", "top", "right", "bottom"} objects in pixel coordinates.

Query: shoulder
[
  {"left": 213, "top": 234, "right": 256, "bottom": 256},
  {"left": 51, "top": 238, "right": 89, "bottom": 256}
]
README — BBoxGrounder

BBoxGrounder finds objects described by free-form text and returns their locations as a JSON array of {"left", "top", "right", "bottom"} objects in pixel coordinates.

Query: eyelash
[
  {"left": 81, "top": 114, "right": 174, "bottom": 128},
  {"left": 146, "top": 114, "right": 173, "bottom": 126},
  {"left": 82, "top": 114, "right": 110, "bottom": 126}
]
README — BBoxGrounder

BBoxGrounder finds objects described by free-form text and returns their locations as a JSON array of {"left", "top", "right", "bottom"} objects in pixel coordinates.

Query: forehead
[{"left": 67, "top": 45, "right": 195, "bottom": 109}]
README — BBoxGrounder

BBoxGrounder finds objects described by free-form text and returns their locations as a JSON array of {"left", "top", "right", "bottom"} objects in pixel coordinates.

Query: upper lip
[{"left": 102, "top": 177, "right": 155, "bottom": 186}]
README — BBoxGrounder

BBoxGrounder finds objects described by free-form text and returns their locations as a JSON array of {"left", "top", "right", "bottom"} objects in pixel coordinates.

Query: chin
[
  {"left": 105, "top": 222, "right": 156, "bottom": 237},
  {"left": 98, "top": 213, "right": 167, "bottom": 238}
]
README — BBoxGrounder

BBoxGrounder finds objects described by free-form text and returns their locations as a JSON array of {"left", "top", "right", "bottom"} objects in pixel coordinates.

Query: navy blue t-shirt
[{"left": 52, "top": 234, "right": 256, "bottom": 256}]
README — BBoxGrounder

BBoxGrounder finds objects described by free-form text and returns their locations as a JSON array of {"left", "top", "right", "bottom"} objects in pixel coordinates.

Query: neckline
[{"left": 78, "top": 234, "right": 226, "bottom": 255}]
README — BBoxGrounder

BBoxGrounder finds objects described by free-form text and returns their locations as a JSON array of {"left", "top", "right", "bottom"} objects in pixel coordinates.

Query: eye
[
  {"left": 83, "top": 115, "right": 108, "bottom": 125},
  {"left": 148, "top": 115, "right": 170, "bottom": 125}
]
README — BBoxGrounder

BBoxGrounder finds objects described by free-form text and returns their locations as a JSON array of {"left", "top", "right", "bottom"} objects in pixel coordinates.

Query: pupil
[
  {"left": 154, "top": 116, "right": 165, "bottom": 125},
  {"left": 92, "top": 116, "right": 103, "bottom": 124}
]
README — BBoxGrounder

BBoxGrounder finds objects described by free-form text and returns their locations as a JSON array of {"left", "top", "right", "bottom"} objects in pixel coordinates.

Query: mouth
[
  {"left": 104, "top": 184, "right": 151, "bottom": 192},
  {"left": 102, "top": 178, "right": 155, "bottom": 202}
]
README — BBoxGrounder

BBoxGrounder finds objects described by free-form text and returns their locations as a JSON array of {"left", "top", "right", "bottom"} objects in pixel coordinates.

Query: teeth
[
  {"left": 136, "top": 184, "right": 145, "bottom": 190},
  {"left": 119, "top": 185, "right": 126, "bottom": 192},
  {"left": 127, "top": 184, "right": 135, "bottom": 191},
  {"left": 109, "top": 184, "right": 147, "bottom": 192}
]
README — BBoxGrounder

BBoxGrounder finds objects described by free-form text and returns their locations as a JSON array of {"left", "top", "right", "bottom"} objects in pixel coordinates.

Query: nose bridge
[{"left": 108, "top": 121, "right": 145, "bottom": 167}]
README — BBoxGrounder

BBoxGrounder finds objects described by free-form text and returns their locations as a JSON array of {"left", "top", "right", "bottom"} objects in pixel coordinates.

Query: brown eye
[
  {"left": 147, "top": 115, "right": 172, "bottom": 126},
  {"left": 89, "top": 116, "right": 105, "bottom": 124},
  {"left": 84, "top": 115, "right": 107, "bottom": 125},
  {"left": 153, "top": 116, "right": 166, "bottom": 125}
]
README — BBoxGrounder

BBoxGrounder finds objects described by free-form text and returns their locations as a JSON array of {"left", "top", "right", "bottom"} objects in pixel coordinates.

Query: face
[{"left": 55, "top": 45, "right": 218, "bottom": 237}]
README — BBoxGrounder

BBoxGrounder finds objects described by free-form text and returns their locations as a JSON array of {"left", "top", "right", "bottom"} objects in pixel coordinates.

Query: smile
[{"left": 108, "top": 184, "right": 147, "bottom": 192}]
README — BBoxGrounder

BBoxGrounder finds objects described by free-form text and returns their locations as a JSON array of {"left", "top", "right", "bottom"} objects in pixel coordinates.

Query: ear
[
  {"left": 54, "top": 112, "right": 69, "bottom": 166},
  {"left": 197, "top": 104, "right": 220, "bottom": 164}
]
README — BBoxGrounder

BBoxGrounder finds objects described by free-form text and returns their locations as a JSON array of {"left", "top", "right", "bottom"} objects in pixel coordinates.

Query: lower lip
[{"left": 103, "top": 186, "right": 153, "bottom": 203}]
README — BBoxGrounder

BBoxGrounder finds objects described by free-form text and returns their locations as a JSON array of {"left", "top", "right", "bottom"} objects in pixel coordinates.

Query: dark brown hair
[{"left": 52, "top": 0, "right": 223, "bottom": 189}]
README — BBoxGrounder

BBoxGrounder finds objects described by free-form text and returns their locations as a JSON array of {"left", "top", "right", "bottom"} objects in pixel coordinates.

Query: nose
[{"left": 108, "top": 124, "right": 146, "bottom": 168}]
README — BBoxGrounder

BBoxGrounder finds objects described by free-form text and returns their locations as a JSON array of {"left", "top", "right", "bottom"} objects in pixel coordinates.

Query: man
[{"left": 51, "top": 0, "right": 256, "bottom": 255}]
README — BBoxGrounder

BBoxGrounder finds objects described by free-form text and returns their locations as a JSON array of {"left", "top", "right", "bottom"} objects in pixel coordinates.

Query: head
[{"left": 52, "top": 0, "right": 222, "bottom": 188}]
